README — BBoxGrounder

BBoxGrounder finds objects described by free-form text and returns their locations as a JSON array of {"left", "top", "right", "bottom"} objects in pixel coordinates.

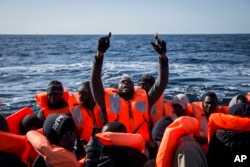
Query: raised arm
[
  {"left": 148, "top": 34, "right": 169, "bottom": 109},
  {"left": 90, "top": 33, "right": 111, "bottom": 112}
]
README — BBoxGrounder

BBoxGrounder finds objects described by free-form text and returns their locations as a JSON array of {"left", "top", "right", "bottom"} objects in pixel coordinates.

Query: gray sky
[{"left": 0, "top": 0, "right": 250, "bottom": 34}]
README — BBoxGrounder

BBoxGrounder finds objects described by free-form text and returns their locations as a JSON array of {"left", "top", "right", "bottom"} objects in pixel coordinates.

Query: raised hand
[
  {"left": 97, "top": 32, "right": 111, "bottom": 53},
  {"left": 151, "top": 33, "right": 167, "bottom": 55}
]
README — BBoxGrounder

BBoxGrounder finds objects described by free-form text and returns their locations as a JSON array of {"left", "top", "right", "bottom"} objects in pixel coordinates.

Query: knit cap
[
  {"left": 43, "top": 114, "right": 76, "bottom": 145},
  {"left": 47, "top": 80, "right": 63, "bottom": 94},
  {"left": 138, "top": 74, "right": 155, "bottom": 86},
  {"left": 172, "top": 94, "right": 189, "bottom": 110}
]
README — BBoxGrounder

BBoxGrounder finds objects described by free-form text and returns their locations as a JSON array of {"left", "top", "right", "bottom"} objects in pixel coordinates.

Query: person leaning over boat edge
[{"left": 89, "top": 32, "right": 169, "bottom": 158}]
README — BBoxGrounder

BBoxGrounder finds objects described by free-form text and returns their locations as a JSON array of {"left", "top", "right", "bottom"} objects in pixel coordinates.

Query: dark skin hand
[{"left": 96, "top": 32, "right": 111, "bottom": 58}]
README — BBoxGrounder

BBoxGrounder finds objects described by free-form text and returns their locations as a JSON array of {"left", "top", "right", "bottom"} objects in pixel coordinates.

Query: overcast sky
[{"left": 0, "top": 0, "right": 250, "bottom": 34}]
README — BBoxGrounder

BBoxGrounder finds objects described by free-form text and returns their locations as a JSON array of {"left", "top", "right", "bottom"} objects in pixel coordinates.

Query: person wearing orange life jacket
[
  {"left": 69, "top": 81, "right": 105, "bottom": 143},
  {"left": 207, "top": 103, "right": 250, "bottom": 167},
  {"left": 155, "top": 116, "right": 207, "bottom": 167},
  {"left": 163, "top": 93, "right": 191, "bottom": 122},
  {"left": 191, "top": 91, "right": 227, "bottom": 152},
  {"left": 6, "top": 106, "right": 42, "bottom": 135},
  {"left": 36, "top": 80, "right": 71, "bottom": 123},
  {"left": 32, "top": 114, "right": 78, "bottom": 167},
  {"left": 138, "top": 74, "right": 164, "bottom": 127},
  {"left": 28, "top": 114, "right": 103, "bottom": 167},
  {"left": 90, "top": 33, "right": 168, "bottom": 144},
  {"left": 0, "top": 114, "right": 30, "bottom": 167}
]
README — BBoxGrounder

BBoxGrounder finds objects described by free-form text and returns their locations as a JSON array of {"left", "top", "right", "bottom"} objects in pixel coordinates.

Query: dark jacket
[
  {"left": 207, "top": 104, "right": 250, "bottom": 167},
  {"left": 97, "top": 146, "right": 148, "bottom": 167},
  {"left": 207, "top": 130, "right": 250, "bottom": 167}
]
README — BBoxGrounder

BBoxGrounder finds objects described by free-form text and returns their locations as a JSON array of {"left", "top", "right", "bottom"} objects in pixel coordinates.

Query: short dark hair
[{"left": 202, "top": 92, "right": 218, "bottom": 102}]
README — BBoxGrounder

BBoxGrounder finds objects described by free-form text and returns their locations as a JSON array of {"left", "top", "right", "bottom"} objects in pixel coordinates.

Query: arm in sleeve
[
  {"left": 90, "top": 56, "right": 106, "bottom": 114},
  {"left": 148, "top": 57, "right": 169, "bottom": 109}
]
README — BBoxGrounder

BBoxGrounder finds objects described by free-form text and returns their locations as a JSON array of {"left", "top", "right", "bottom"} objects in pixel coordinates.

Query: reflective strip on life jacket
[
  {"left": 150, "top": 94, "right": 164, "bottom": 126},
  {"left": 69, "top": 92, "right": 104, "bottom": 142},
  {"left": 96, "top": 132, "right": 145, "bottom": 153},
  {"left": 208, "top": 113, "right": 250, "bottom": 143},
  {"left": 6, "top": 106, "right": 34, "bottom": 135},
  {"left": 156, "top": 116, "right": 200, "bottom": 167}
]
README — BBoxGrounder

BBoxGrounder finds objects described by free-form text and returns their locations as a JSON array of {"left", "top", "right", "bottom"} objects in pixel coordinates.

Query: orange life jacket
[
  {"left": 104, "top": 87, "right": 150, "bottom": 142},
  {"left": 35, "top": 89, "right": 70, "bottom": 118},
  {"left": 156, "top": 116, "right": 200, "bottom": 167},
  {"left": 150, "top": 94, "right": 164, "bottom": 127},
  {"left": 191, "top": 101, "right": 227, "bottom": 139},
  {"left": 0, "top": 131, "right": 38, "bottom": 166},
  {"left": 208, "top": 113, "right": 250, "bottom": 143},
  {"left": 163, "top": 100, "right": 177, "bottom": 120},
  {"left": 96, "top": 132, "right": 145, "bottom": 153},
  {"left": 185, "top": 103, "right": 194, "bottom": 116},
  {"left": 26, "top": 130, "right": 84, "bottom": 167},
  {"left": 6, "top": 106, "right": 35, "bottom": 135},
  {"left": 68, "top": 92, "right": 104, "bottom": 142}
]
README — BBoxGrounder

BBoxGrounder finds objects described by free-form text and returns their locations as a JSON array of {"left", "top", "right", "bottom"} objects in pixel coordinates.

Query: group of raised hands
[{"left": 97, "top": 32, "right": 167, "bottom": 55}]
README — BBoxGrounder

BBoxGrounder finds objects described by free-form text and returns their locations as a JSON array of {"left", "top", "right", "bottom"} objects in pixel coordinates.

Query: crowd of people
[{"left": 1, "top": 32, "right": 250, "bottom": 167}]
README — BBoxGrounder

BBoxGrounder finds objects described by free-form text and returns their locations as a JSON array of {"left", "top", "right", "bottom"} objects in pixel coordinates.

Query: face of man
[
  {"left": 47, "top": 92, "right": 63, "bottom": 105},
  {"left": 138, "top": 81, "right": 152, "bottom": 93},
  {"left": 78, "top": 84, "right": 90, "bottom": 107},
  {"left": 202, "top": 96, "right": 218, "bottom": 116},
  {"left": 59, "top": 131, "right": 76, "bottom": 152},
  {"left": 117, "top": 77, "right": 134, "bottom": 100}
]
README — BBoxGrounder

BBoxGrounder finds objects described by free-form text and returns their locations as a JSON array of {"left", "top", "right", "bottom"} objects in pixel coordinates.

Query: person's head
[
  {"left": 202, "top": 92, "right": 218, "bottom": 116},
  {"left": 229, "top": 94, "right": 248, "bottom": 107},
  {"left": 0, "top": 114, "right": 9, "bottom": 132},
  {"left": 101, "top": 121, "right": 127, "bottom": 133},
  {"left": 19, "top": 114, "right": 42, "bottom": 135},
  {"left": 172, "top": 94, "right": 190, "bottom": 117},
  {"left": 78, "top": 81, "right": 94, "bottom": 108},
  {"left": 228, "top": 103, "right": 250, "bottom": 117},
  {"left": 117, "top": 75, "right": 134, "bottom": 100},
  {"left": 43, "top": 114, "right": 76, "bottom": 152},
  {"left": 236, "top": 94, "right": 248, "bottom": 104},
  {"left": 138, "top": 74, "right": 155, "bottom": 93},
  {"left": 47, "top": 80, "right": 64, "bottom": 105}
]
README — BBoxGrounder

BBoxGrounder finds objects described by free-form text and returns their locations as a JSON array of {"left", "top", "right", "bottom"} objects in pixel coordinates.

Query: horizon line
[{"left": 0, "top": 33, "right": 250, "bottom": 36}]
